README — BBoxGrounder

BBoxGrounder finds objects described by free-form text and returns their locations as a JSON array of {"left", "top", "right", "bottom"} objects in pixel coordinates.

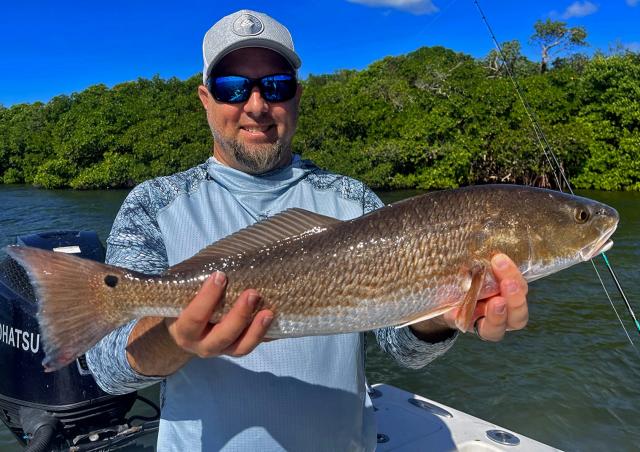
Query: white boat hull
[{"left": 372, "top": 384, "right": 560, "bottom": 451}]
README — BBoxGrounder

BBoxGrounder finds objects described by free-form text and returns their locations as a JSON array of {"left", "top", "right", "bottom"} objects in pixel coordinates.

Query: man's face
[{"left": 198, "top": 47, "right": 302, "bottom": 174}]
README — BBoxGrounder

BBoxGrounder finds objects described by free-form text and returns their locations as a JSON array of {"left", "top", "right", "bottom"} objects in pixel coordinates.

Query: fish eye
[{"left": 574, "top": 208, "right": 590, "bottom": 223}]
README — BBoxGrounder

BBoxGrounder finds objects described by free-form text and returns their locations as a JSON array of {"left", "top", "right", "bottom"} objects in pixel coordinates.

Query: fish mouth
[
  {"left": 587, "top": 239, "right": 614, "bottom": 260},
  {"left": 581, "top": 224, "right": 617, "bottom": 261}
]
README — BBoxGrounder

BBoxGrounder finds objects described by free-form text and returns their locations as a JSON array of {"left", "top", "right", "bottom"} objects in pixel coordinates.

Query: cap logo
[{"left": 233, "top": 14, "right": 264, "bottom": 36}]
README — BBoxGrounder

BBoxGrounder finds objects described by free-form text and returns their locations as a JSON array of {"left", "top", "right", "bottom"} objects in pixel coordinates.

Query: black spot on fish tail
[{"left": 104, "top": 274, "right": 119, "bottom": 288}]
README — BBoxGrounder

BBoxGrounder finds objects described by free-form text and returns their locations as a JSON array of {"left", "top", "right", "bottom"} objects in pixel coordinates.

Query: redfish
[{"left": 6, "top": 185, "right": 618, "bottom": 371}]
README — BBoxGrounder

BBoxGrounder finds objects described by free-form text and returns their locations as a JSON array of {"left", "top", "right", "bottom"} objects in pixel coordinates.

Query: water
[{"left": 1, "top": 185, "right": 639, "bottom": 451}]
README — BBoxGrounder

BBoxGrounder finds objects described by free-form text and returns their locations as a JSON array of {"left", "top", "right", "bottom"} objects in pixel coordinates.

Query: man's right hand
[
  {"left": 126, "top": 272, "right": 273, "bottom": 377},
  {"left": 164, "top": 271, "right": 274, "bottom": 358}
]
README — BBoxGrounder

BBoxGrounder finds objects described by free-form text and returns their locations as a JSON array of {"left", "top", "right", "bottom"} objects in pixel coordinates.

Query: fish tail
[{"left": 5, "top": 245, "right": 134, "bottom": 372}]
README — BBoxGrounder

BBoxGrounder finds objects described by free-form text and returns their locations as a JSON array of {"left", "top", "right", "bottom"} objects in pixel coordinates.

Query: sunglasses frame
[{"left": 207, "top": 73, "right": 298, "bottom": 104}]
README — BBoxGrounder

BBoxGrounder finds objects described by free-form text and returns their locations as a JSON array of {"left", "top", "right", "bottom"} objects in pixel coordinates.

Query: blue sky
[{"left": 1, "top": 0, "right": 638, "bottom": 106}]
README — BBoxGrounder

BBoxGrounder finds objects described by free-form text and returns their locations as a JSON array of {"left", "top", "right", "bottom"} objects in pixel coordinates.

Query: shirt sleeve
[
  {"left": 363, "top": 186, "right": 459, "bottom": 369},
  {"left": 374, "top": 327, "right": 458, "bottom": 369},
  {"left": 86, "top": 183, "right": 169, "bottom": 394}
]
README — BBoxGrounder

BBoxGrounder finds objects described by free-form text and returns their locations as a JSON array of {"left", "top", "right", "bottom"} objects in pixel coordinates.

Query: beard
[{"left": 212, "top": 130, "right": 286, "bottom": 175}]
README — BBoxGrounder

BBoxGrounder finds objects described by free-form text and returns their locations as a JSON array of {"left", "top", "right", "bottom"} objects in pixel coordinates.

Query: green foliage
[
  {"left": 3, "top": 167, "right": 22, "bottom": 184},
  {"left": 0, "top": 43, "right": 639, "bottom": 191},
  {"left": 0, "top": 74, "right": 211, "bottom": 189},
  {"left": 530, "top": 19, "right": 588, "bottom": 73},
  {"left": 33, "top": 158, "right": 77, "bottom": 189},
  {"left": 572, "top": 53, "right": 640, "bottom": 190},
  {"left": 483, "top": 40, "right": 537, "bottom": 78},
  {"left": 70, "top": 151, "right": 137, "bottom": 189}
]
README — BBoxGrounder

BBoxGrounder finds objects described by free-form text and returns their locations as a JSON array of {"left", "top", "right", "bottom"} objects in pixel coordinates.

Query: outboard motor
[{"left": 0, "top": 231, "right": 157, "bottom": 451}]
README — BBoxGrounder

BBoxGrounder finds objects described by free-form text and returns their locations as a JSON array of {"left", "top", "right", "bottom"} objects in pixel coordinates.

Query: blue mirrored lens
[
  {"left": 212, "top": 76, "right": 251, "bottom": 103},
  {"left": 260, "top": 75, "right": 297, "bottom": 102}
]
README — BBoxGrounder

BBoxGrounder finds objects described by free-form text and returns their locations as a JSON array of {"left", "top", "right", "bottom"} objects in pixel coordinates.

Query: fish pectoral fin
[
  {"left": 393, "top": 262, "right": 488, "bottom": 331},
  {"left": 454, "top": 263, "right": 486, "bottom": 333},
  {"left": 394, "top": 304, "right": 456, "bottom": 329},
  {"left": 164, "top": 208, "right": 341, "bottom": 276}
]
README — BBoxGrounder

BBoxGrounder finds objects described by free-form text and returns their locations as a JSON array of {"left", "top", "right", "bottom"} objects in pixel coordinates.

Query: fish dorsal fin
[{"left": 164, "top": 208, "right": 341, "bottom": 276}]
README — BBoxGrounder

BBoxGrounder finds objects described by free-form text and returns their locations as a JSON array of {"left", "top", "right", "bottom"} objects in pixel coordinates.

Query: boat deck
[{"left": 372, "top": 384, "right": 559, "bottom": 451}]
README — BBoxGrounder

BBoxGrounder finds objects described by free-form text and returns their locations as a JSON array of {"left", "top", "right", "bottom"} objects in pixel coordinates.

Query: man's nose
[{"left": 243, "top": 87, "right": 268, "bottom": 114}]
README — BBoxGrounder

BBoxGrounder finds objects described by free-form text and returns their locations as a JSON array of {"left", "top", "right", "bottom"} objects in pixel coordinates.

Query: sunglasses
[{"left": 207, "top": 73, "right": 298, "bottom": 104}]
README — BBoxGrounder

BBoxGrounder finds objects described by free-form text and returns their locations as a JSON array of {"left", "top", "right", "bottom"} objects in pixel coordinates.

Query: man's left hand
[
  {"left": 410, "top": 253, "right": 529, "bottom": 342},
  {"left": 463, "top": 253, "right": 529, "bottom": 341}
]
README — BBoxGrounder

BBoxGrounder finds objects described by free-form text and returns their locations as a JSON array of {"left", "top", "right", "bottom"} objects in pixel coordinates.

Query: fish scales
[
  {"left": 67, "top": 186, "right": 587, "bottom": 331},
  {"left": 204, "top": 196, "right": 476, "bottom": 333},
  {"left": 5, "top": 184, "right": 619, "bottom": 370}
]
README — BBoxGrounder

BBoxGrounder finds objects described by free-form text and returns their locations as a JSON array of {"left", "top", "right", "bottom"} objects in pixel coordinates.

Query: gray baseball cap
[{"left": 202, "top": 10, "right": 302, "bottom": 84}]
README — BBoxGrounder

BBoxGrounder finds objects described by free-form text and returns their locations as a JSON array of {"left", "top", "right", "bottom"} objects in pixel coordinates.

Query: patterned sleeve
[
  {"left": 374, "top": 327, "right": 458, "bottom": 369},
  {"left": 364, "top": 185, "right": 459, "bottom": 369},
  {"left": 86, "top": 182, "right": 169, "bottom": 394}
]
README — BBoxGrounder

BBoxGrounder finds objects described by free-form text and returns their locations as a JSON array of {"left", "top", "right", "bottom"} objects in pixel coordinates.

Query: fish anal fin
[
  {"left": 454, "top": 262, "right": 487, "bottom": 333},
  {"left": 165, "top": 208, "right": 341, "bottom": 275}
]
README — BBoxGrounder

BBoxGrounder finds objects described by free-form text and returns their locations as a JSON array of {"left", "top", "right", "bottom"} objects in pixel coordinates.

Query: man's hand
[
  {"left": 410, "top": 254, "right": 529, "bottom": 342},
  {"left": 165, "top": 271, "right": 274, "bottom": 358},
  {"left": 126, "top": 272, "right": 273, "bottom": 376}
]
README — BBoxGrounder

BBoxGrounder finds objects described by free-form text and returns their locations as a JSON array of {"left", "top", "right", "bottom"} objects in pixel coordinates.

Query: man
[{"left": 87, "top": 9, "right": 529, "bottom": 451}]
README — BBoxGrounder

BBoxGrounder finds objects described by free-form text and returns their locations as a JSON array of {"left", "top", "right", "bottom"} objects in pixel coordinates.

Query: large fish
[{"left": 6, "top": 185, "right": 618, "bottom": 371}]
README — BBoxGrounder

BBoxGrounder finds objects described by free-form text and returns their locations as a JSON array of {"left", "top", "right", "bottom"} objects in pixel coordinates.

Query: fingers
[
  {"left": 200, "top": 290, "right": 271, "bottom": 357},
  {"left": 472, "top": 254, "right": 529, "bottom": 342},
  {"left": 222, "top": 310, "right": 274, "bottom": 356},
  {"left": 166, "top": 272, "right": 273, "bottom": 358},
  {"left": 474, "top": 297, "right": 507, "bottom": 342},
  {"left": 167, "top": 272, "right": 228, "bottom": 348},
  {"left": 492, "top": 254, "right": 529, "bottom": 331}
]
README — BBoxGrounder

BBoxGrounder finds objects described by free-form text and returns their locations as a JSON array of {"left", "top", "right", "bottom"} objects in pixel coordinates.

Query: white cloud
[
  {"left": 347, "top": 0, "right": 439, "bottom": 15},
  {"left": 626, "top": 0, "right": 639, "bottom": 6},
  {"left": 561, "top": 1, "right": 598, "bottom": 19}
]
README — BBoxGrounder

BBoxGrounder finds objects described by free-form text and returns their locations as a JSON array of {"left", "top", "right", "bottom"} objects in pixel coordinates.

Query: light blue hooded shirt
[{"left": 87, "top": 156, "right": 456, "bottom": 451}]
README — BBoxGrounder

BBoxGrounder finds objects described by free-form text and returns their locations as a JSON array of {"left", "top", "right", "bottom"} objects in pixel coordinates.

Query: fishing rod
[{"left": 472, "top": 0, "right": 640, "bottom": 346}]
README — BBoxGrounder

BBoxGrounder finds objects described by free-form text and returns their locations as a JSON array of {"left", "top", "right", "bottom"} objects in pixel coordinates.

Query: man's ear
[{"left": 198, "top": 85, "right": 212, "bottom": 110}]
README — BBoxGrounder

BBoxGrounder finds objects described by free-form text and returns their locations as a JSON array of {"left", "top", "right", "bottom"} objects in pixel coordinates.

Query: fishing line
[
  {"left": 590, "top": 259, "right": 639, "bottom": 354},
  {"left": 601, "top": 253, "right": 640, "bottom": 334},
  {"left": 471, "top": 0, "right": 640, "bottom": 344},
  {"left": 472, "top": 1, "right": 563, "bottom": 191}
]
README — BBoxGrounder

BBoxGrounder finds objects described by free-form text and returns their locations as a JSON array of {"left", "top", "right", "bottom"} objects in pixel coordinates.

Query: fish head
[{"left": 514, "top": 190, "right": 619, "bottom": 281}]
